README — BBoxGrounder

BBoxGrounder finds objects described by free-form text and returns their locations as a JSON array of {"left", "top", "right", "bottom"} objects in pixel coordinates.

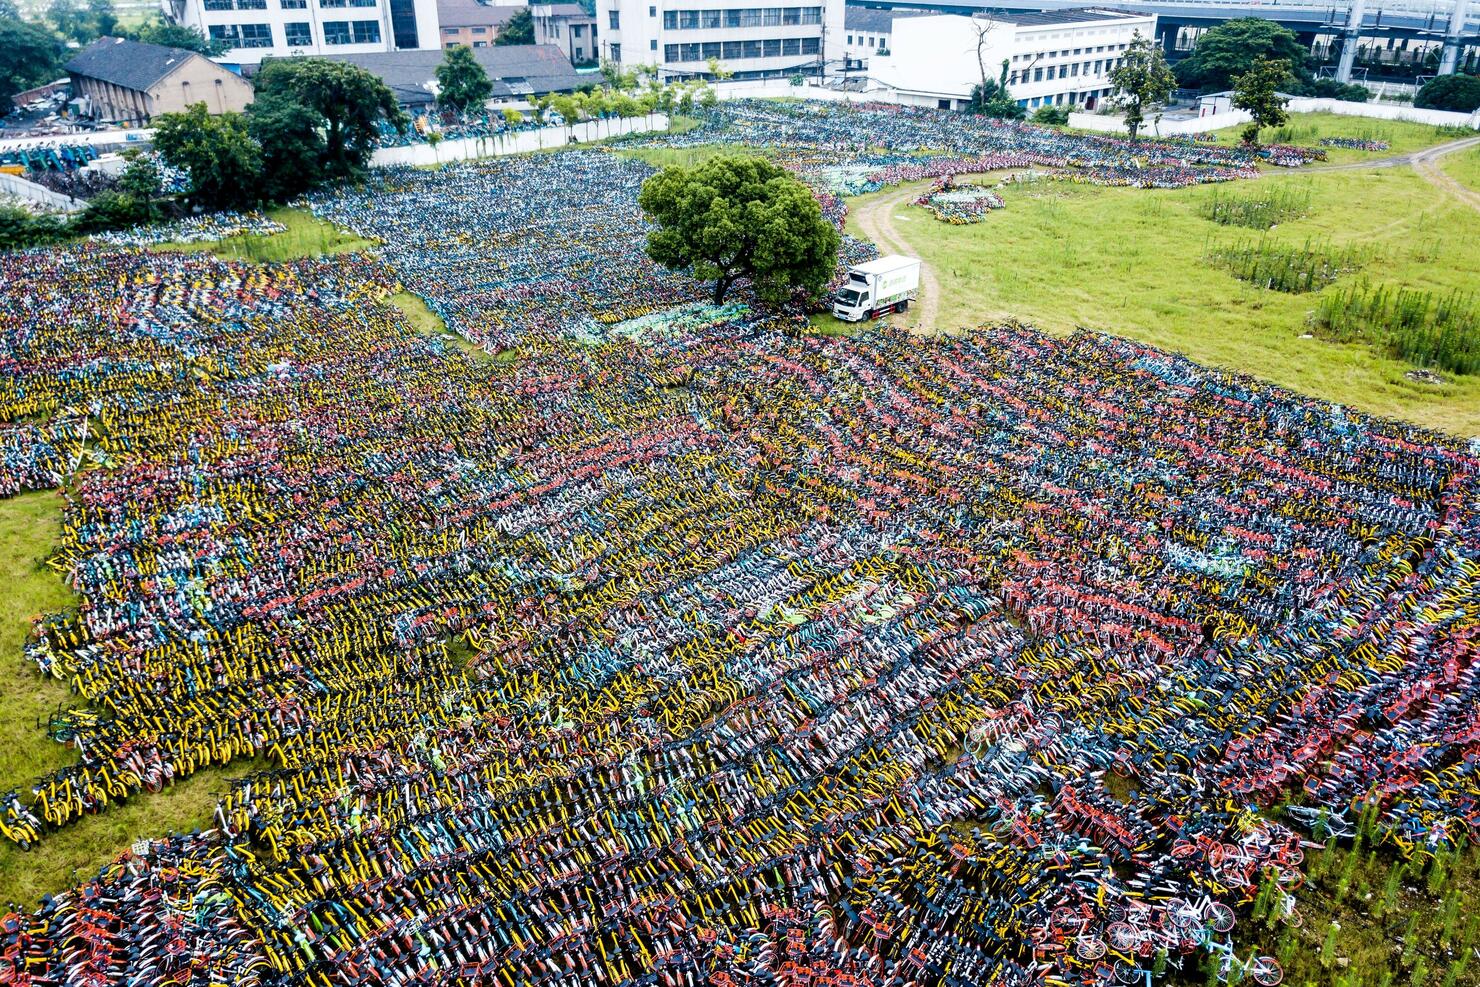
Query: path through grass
[
  {"left": 851, "top": 166, "right": 1480, "bottom": 436},
  {"left": 1210, "top": 111, "right": 1472, "bottom": 165}
]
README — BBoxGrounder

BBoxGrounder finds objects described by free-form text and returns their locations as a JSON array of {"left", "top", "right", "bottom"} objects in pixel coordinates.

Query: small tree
[
  {"left": 153, "top": 104, "right": 262, "bottom": 210},
  {"left": 1108, "top": 31, "right": 1176, "bottom": 138},
  {"left": 117, "top": 154, "right": 162, "bottom": 202},
  {"left": 495, "top": 8, "right": 534, "bottom": 45},
  {"left": 252, "top": 59, "right": 406, "bottom": 180},
  {"left": 247, "top": 88, "right": 326, "bottom": 202},
  {"left": 1414, "top": 74, "right": 1480, "bottom": 112},
  {"left": 970, "top": 58, "right": 1025, "bottom": 120},
  {"left": 128, "top": 19, "right": 228, "bottom": 55},
  {"left": 638, "top": 155, "right": 841, "bottom": 306},
  {"left": 437, "top": 44, "right": 493, "bottom": 116},
  {"left": 706, "top": 57, "right": 734, "bottom": 81},
  {"left": 1233, "top": 57, "right": 1291, "bottom": 145}
]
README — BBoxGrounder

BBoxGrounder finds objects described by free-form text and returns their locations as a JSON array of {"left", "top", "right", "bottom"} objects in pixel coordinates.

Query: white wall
[
  {"left": 873, "top": 16, "right": 1008, "bottom": 104},
  {"left": 1068, "top": 97, "right": 1480, "bottom": 136},
  {"left": 369, "top": 113, "right": 669, "bottom": 166},
  {"left": 0, "top": 171, "right": 86, "bottom": 213}
]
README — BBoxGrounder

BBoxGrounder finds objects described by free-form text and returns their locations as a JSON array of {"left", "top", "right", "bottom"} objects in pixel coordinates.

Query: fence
[
  {"left": 1068, "top": 96, "right": 1480, "bottom": 136},
  {"left": 369, "top": 114, "right": 671, "bottom": 167},
  {"left": 0, "top": 171, "right": 85, "bottom": 213}
]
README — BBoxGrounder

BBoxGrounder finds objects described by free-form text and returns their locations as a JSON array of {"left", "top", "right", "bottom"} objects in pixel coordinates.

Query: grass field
[
  {"left": 1444, "top": 143, "right": 1480, "bottom": 192},
  {"left": 157, "top": 206, "right": 377, "bottom": 263},
  {"left": 851, "top": 165, "right": 1480, "bottom": 436},
  {"left": 1209, "top": 112, "right": 1473, "bottom": 165}
]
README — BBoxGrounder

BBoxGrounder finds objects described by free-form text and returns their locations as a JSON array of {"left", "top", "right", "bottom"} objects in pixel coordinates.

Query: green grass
[
  {"left": 1443, "top": 144, "right": 1480, "bottom": 192},
  {"left": 1207, "top": 112, "right": 1466, "bottom": 165},
  {"left": 806, "top": 312, "right": 861, "bottom": 336},
  {"left": 849, "top": 166, "right": 1480, "bottom": 436},
  {"left": 158, "top": 206, "right": 376, "bottom": 262},
  {"left": 387, "top": 290, "right": 502, "bottom": 363}
]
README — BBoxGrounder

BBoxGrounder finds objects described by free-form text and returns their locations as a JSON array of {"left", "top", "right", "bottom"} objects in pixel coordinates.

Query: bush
[
  {"left": 1312, "top": 283, "right": 1480, "bottom": 376},
  {"left": 1032, "top": 105, "right": 1071, "bottom": 125},
  {"left": 0, "top": 206, "right": 68, "bottom": 250},
  {"left": 1296, "top": 78, "right": 1371, "bottom": 102},
  {"left": 69, "top": 191, "right": 156, "bottom": 234},
  {"left": 1414, "top": 74, "right": 1480, "bottom": 112}
]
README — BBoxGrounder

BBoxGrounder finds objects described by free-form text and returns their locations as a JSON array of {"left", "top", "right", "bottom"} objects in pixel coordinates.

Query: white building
[
  {"left": 598, "top": 0, "right": 845, "bottom": 80},
  {"left": 873, "top": 7, "right": 1156, "bottom": 112},
  {"left": 841, "top": 7, "right": 924, "bottom": 73},
  {"left": 164, "top": 0, "right": 441, "bottom": 65}
]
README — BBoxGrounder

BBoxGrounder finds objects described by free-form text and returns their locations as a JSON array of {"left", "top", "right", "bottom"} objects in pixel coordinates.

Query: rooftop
[
  {"left": 63, "top": 37, "right": 209, "bottom": 92},
  {"left": 996, "top": 7, "right": 1147, "bottom": 26},
  {"left": 843, "top": 7, "right": 930, "bottom": 32},
  {"left": 436, "top": 0, "right": 523, "bottom": 28},
  {"left": 297, "top": 45, "right": 586, "bottom": 105}
]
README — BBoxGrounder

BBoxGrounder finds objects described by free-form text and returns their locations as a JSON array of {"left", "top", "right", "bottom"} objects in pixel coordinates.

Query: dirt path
[
  {"left": 1409, "top": 136, "right": 1480, "bottom": 213},
  {"left": 850, "top": 183, "right": 942, "bottom": 332}
]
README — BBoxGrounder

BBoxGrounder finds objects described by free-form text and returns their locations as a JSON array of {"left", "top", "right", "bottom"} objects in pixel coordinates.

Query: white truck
[{"left": 831, "top": 255, "right": 921, "bottom": 322}]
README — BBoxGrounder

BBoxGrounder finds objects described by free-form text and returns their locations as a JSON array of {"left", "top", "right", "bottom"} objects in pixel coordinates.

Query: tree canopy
[
  {"left": 0, "top": 18, "right": 64, "bottom": 114},
  {"left": 247, "top": 89, "right": 326, "bottom": 203},
  {"left": 1232, "top": 57, "right": 1292, "bottom": 144},
  {"left": 495, "top": 8, "right": 534, "bottom": 45},
  {"left": 1175, "top": 18, "right": 1307, "bottom": 92},
  {"left": 436, "top": 45, "right": 494, "bottom": 114},
  {"left": 128, "top": 20, "right": 229, "bottom": 56},
  {"left": 1108, "top": 31, "right": 1176, "bottom": 138},
  {"left": 1414, "top": 74, "right": 1480, "bottom": 112},
  {"left": 253, "top": 59, "right": 406, "bottom": 179},
  {"left": 153, "top": 103, "right": 263, "bottom": 211},
  {"left": 638, "top": 155, "right": 840, "bottom": 306}
]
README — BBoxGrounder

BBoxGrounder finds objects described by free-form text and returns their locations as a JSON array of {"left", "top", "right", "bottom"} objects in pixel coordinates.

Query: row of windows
[
  {"left": 208, "top": 18, "right": 380, "bottom": 46},
  {"left": 1009, "top": 58, "right": 1120, "bottom": 84},
  {"left": 664, "top": 36, "right": 818, "bottom": 62},
  {"left": 1012, "top": 42, "right": 1126, "bottom": 63},
  {"left": 1021, "top": 88, "right": 1108, "bottom": 108},
  {"left": 659, "top": 7, "right": 822, "bottom": 30},
  {"left": 203, "top": 0, "right": 266, "bottom": 10},
  {"left": 846, "top": 33, "right": 884, "bottom": 48}
]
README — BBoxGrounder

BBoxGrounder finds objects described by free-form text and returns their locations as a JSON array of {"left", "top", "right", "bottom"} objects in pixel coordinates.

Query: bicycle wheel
[
  {"left": 1249, "top": 956, "right": 1283, "bottom": 986},
  {"left": 1107, "top": 923, "right": 1137, "bottom": 951},
  {"left": 1075, "top": 936, "right": 1106, "bottom": 961},
  {"left": 1114, "top": 962, "right": 1141, "bottom": 985},
  {"left": 1208, "top": 903, "right": 1235, "bottom": 933}
]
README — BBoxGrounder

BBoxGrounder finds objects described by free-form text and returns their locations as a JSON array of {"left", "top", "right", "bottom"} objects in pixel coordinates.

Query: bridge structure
[{"left": 845, "top": 0, "right": 1479, "bottom": 79}]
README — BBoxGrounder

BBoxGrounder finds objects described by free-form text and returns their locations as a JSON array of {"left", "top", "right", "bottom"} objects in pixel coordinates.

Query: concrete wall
[
  {"left": 0, "top": 171, "right": 86, "bottom": 213},
  {"left": 1069, "top": 97, "right": 1480, "bottom": 135},
  {"left": 150, "top": 57, "right": 256, "bottom": 118},
  {"left": 369, "top": 113, "right": 671, "bottom": 166}
]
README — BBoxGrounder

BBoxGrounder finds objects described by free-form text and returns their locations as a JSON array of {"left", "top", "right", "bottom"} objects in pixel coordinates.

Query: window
[
  {"left": 609, "top": 42, "right": 620, "bottom": 59},
  {"left": 1033, "top": 67, "right": 1042, "bottom": 81},
  {"left": 472, "top": 26, "right": 486, "bottom": 33},
  {"left": 321, "top": 0, "right": 347, "bottom": 8},
  {"left": 323, "top": 19, "right": 351, "bottom": 42},
  {"left": 443, "top": 27, "right": 457, "bottom": 34},
  {"left": 207, "top": 22, "right": 273, "bottom": 45},
  {"left": 203, "top": 0, "right": 233, "bottom": 9},
  {"left": 237, "top": 0, "right": 266, "bottom": 9},
  {"left": 649, "top": 4, "right": 655, "bottom": 13},
  {"left": 664, "top": 10, "right": 675, "bottom": 27},
  {"left": 781, "top": 6, "right": 799, "bottom": 24},
  {"left": 699, "top": 9, "right": 720, "bottom": 28},
  {"left": 800, "top": 36, "right": 817, "bottom": 54},
  {"left": 281, "top": 0, "right": 306, "bottom": 8},
  {"left": 845, "top": 34, "right": 852, "bottom": 44},
  {"left": 473, "top": 40, "right": 486, "bottom": 45},
  {"left": 781, "top": 37, "right": 798, "bottom": 55},
  {"left": 875, "top": 36, "right": 883, "bottom": 48},
  {"left": 649, "top": 38, "right": 656, "bottom": 49},
  {"left": 608, "top": 10, "right": 619, "bottom": 28},
  {"left": 762, "top": 37, "right": 779, "bottom": 55},
  {"left": 700, "top": 40, "right": 719, "bottom": 58},
  {"left": 762, "top": 7, "right": 779, "bottom": 24},
  {"left": 351, "top": 18, "right": 379, "bottom": 40},
  {"left": 572, "top": 23, "right": 583, "bottom": 35},
  {"left": 665, "top": 43, "right": 677, "bottom": 59},
  {"left": 285, "top": 20, "right": 312, "bottom": 44}
]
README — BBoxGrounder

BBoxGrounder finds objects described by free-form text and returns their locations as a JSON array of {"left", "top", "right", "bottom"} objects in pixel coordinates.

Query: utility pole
[
  {"left": 1336, "top": 0, "right": 1368, "bottom": 82},
  {"left": 1439, "top": 0, "right": 1470, "bottom": 74}
]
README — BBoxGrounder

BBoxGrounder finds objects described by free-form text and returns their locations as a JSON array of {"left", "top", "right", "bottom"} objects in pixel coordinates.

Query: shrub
[
  {"left": 1208, "top": 237, "right": 1361, "bottom": 293},
  {"left": 1312, "top": 282, "right": 1480, "bottom": 376},
  {"left": 1198, "top": 184, "right": 1310, "bottom": 228},
  {"left": 1414, "top": 74, "right": 1480, "bottom": 112}
]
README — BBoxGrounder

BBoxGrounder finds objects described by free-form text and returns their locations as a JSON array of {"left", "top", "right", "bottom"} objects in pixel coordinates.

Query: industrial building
[
  {"left": 871, "top": 7, "right": 1156, "bottom": 110},
  {"left": 597, "top": 0, "right": 846, "bottom": 80},
  {"left": 63, "top": 37, "right": 255, "bottom": 125},
  {"left": 531, "top": 3, "right": 602, "bottom": 66}
]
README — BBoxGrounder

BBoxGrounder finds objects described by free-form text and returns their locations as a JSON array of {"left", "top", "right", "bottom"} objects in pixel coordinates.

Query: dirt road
[{"left": 850, "top": 184, "right": 941, "bottom": 332}]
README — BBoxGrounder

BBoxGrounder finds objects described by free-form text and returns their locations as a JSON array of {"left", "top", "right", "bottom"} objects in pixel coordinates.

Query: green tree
[
  {"left": 0, "top": 19, "right": 64, "bottom": 114},
  {"left": 117, "top": 154, "right": 162, "bottom": 201},
  {"left": 153, "top": 103, "right": 263, "bottom": 210},
  {"left": 1032, "top": 104, "right": 1070, "bottom": 125},
  {"left": 1414, "top": 74, "right": 1480, "bottom": 112},
  {"left": 85, "top": 0, "right": 118, "bottom": 38},
  {"left": 969, "top": 59, "right": 1025, "bottom": 120},
  {"left": 1233, "top": 57, "right": 1292, "bottom": 144},
  {"left": 252, "top": 59, "right": 405, "bottom": 180},
  {"left": 1108, "top": 31, "right": 1177, "bottom": 138},
  {"left": 70, "top": 189, "right": 153, "bottom": 233},
  {"left": 247, "top": 88, "right": 325, "bottom": 202},
  {"left": 495, "top": 8, "right": 534, "bottom": 45},
  {"left": 1175, "top": 17, "right": 1307, "bottom": 92},
  {"left": 638, "top": 155, "right": 840, "bottom": 306},
  {"left": 47, "top": 0, "right": 94, "bottom": 44},
  {"left": 0, "top": 205, "right": 67, "bottom": 250},
  {"left": 436, "top": 43, "right": 493, "bottom": 114},
  {"left": 128, "top": 20, "right": 228, "bottom": 56},
  {"left": 599, "top": 58, "right": 638, "bottom": 89}
]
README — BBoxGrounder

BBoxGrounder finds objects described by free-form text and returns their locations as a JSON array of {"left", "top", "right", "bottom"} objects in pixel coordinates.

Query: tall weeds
[{"left": 1312, "top": 283, "right": 1480, "bottom": 376}]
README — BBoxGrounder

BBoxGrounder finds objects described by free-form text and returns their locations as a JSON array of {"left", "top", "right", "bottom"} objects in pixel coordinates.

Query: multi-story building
[
  {"left": 597, "top": 0, "right": 844, "bottom": 80},
  {"left": 531, "top": 3, "right": 600, "bottom": 66},
  {"left": 437, "top": 0, "right": 521, "bottom": 47},
  {"left": 873, "top": 7, "right": 1156, "bottom": 112},
  {"left": 841, "top": 7, "right": 923, "bottom": 73},
  {"left": 164, "top": 0, "right": 441, "bottom": 65}
]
